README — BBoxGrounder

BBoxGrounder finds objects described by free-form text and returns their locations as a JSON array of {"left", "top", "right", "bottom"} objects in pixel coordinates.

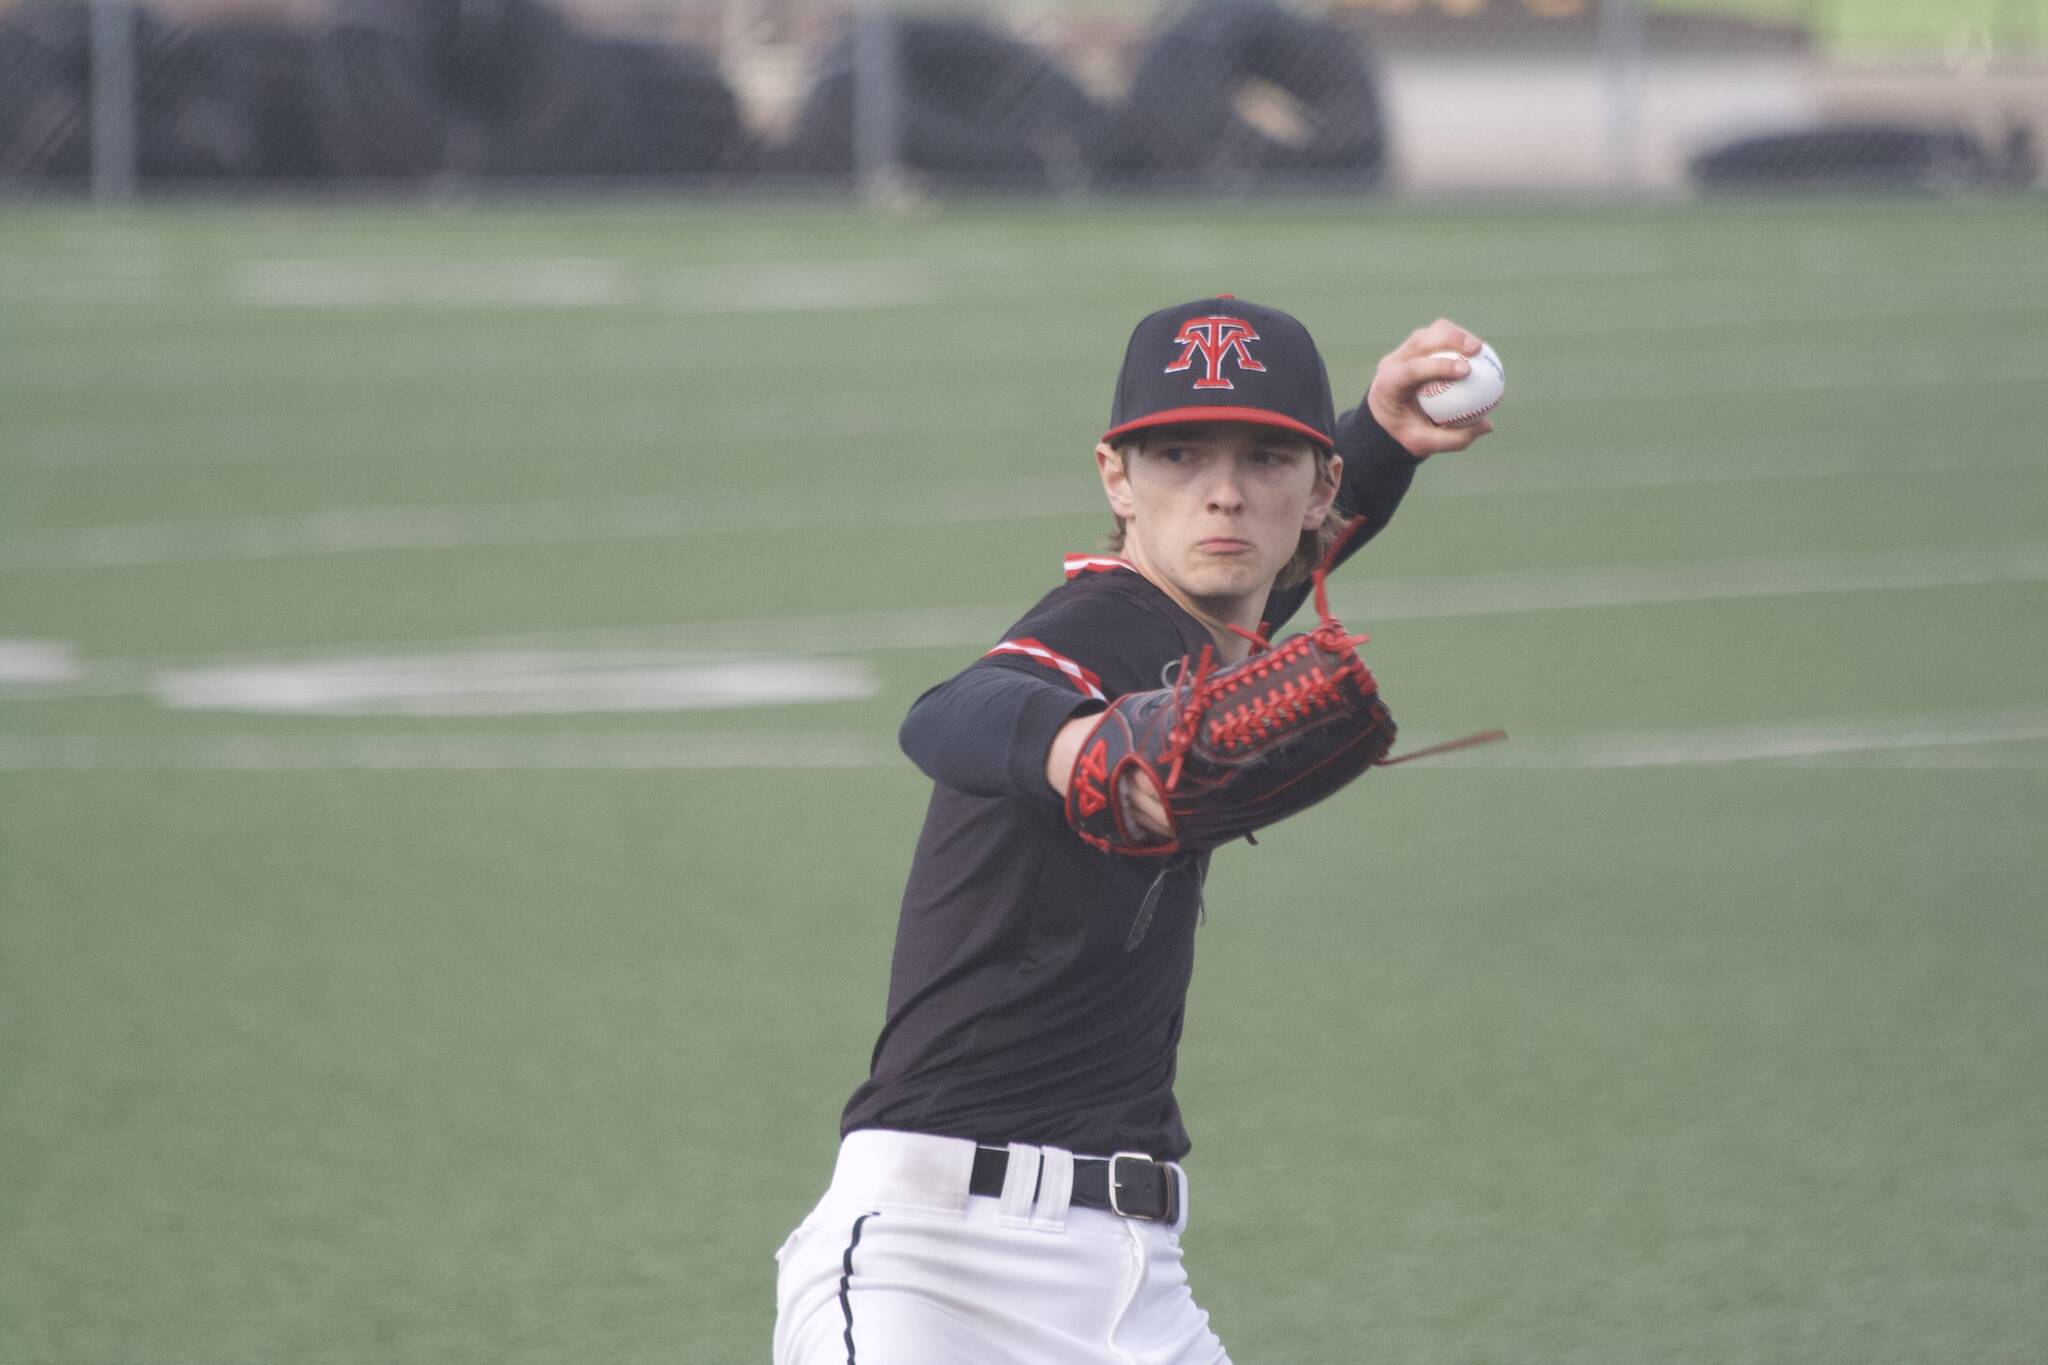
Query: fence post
[
  {"left": 90, "top": 0, "right": 139, "bottom": 201},
  {"left": 1598, "top": 0, "right": 1646, "bottom": 191},
  {"left": 850, "top": 0, "right": 904, "bottom": 203}
]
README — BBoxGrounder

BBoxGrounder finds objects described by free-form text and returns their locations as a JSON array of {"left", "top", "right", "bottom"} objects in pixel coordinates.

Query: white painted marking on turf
[
  {"left": 0, "top": 732, "right": 894, "bottom": 771},
  {"left": 1517, "top": 342, "right": 2048, "bottom": 405},
  {"left": 0, "top": 641, "right": 81, "bottom": 683},
  {"left": 1327, "top": 543, "right": 2048, "bottom": 622},
  {"left": 4, "top": 537, "right": 2044, "bottom": 706},
  {"left": 0, "top": 480, "right": 1102, "bottom": 569},
  {"left": 5, "top": 707, "right": 2043, "bottom": 772},
  {"left": 0, "top": 607, "right": 1015, "bottom": 704},
  {"left": 7, "top": 420, "right": 2044, "bottom": 569},
  {"left": 1415, "top": 439, "right": 2048, "bottom": 499},
  {"left": 14, "top": 401, "right": 1031, "bottom": 469},
  {"left": 231, "top": 258, "right": 632, "bottom": 308},
  {"left": 227, "top": 259, "right": 935, "bottom": 314},
  {"left": 658, "top": 264, "right": 933, "bottom": 313},
  {"left": 152, "top": 653, "right": 876, "bottom": 716},
  {"left": 17, "top": 412, "right": 2046, "bottom": 514},
  {"left": 1407, "top": 704, "right": 2048, "bottom": 770}
]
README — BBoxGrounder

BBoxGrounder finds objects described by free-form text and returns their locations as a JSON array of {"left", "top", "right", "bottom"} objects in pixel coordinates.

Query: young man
[{"left": 774, "top": 297, "right": 1494, "bottom": 1364}]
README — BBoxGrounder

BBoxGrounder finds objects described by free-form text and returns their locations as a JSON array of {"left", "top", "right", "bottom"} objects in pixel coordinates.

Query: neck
[{"left": 1123, "top": 545, "right": 1265, "bottom": 663}]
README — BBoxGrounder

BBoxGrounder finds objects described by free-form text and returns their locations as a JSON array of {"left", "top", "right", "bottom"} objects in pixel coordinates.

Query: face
[{"left": 1098, "top": 422, "right": 1340, "bottom": 617}]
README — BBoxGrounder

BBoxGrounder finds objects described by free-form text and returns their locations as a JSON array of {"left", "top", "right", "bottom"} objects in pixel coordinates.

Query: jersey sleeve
[
  {"left": 1332, "top": 401, "right": 1421, "bottom": 539},
  {"left": 1262, "top": 402, "right": 1419, "bottom": 631},
  {"left": 898, "top": 583, "right": 1180, "bottom": 802}
]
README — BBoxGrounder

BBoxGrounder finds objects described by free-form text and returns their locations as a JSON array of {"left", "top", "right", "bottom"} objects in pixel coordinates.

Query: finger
[
  {"left": 1398, "top": 319, "right": 1483, "bottom": 360},
  {"left": 1410, "top": 418, "right": 1494, "bottom": 455},
  {"left": 1133, "top": 786, "right": 1170, "bottom": 837},
  {"left": 1123, "top": 772, "right": 1173, "bottom": 840},
  {"left": 1387, "top": 351, "right": 1473, "bottom": 395}
]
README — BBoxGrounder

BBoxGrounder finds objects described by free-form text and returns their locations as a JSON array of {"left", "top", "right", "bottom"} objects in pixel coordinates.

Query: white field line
[
  {"left": 11, "top": 230, "right": 2039, "bottom": 313},
  {"left": 0, "top": 479, "right": 1104, "bottom": 570},
  {"left": 1529, "top": 341, "right": 2048, "bottom": 405},
  {"left": 0, "top": 608, "right": 1019, "bottom": 702},
  {"left": 227, "top": 259, "right": 937, "bottom": 314},
  {"left": 3, "top": 708, "right": 2044, "bottom": 772},
  {"left": 232, "top": 258, "right": 630, "bottom": 308},
  {"left": 0, "top": 731, "right": 894, "bottom": 771},
  {"left": 14, "top": 402, "right": 1041, "bottom": 469},
  {"left": 18, "top": 387, "right": 2046, "bottom": 480},
  {"left": 219, "top": 253, "right": 2048, "bottom": 332},
  {"left": 7, "top": 536, "right": 2043, "bottom": 661},
  {"left": 10, "top": 332, "right": 2046, "bottom": 407},
  {"left": 1411, "top": 704, "right": 2048, "bottom": 770},
  {"left": 12, "top": 306, "right": 2048, "bottom": 394},
  {"left": 0, "top": 640, "right": 81, "bottom": 683},
  {"left": 1416, "top": 439, "right": 2048, "bottom": 498},
  {"left": 5, "top": 541, "right": 2045, "bottom": 708},
  {"left": 1333, "top": 542, "right": 2048, "bottom": 621},
  {"left": 656, "top": 263, "right": 936, "bottom": 314},
  {"left": 9, "top": 431, "right": 2047, "bottom": 568},
  {"left": 152, "top": 654, "right": 877, "bottom": 716}
]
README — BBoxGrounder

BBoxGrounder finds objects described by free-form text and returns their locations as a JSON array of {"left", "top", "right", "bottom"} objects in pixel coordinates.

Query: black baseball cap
[{"left": 1104, "top": 295, "right": 1336, "bottom": 450}]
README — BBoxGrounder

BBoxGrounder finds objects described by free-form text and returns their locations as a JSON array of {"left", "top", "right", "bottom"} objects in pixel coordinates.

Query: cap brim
[{"left": 1102, "top": 406, "right": 1334, "bottom": 450}]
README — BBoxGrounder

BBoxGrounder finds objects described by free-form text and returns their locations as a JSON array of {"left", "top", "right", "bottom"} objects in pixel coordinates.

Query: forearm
[{"left": 899, "top": 667, "right": 1102, "bottom": 800}]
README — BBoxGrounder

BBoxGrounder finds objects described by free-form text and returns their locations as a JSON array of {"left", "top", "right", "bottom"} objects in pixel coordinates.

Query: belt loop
[
  {"left": 1030, "top": 1147, "right": 1075, "bottom": 1232},
  {"left": 996, "top": 1144, "right": 1042, "bottom": 1227}
]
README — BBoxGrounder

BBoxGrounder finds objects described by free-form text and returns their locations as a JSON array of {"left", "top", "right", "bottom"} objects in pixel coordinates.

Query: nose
[{"left": 1203, "top": 464, "right": 1245, "bottom": 512}]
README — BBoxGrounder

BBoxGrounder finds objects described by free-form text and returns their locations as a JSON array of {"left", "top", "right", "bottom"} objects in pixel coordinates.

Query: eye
[{"left": 1156, "top": 446, "right": 1192, "bottom": 464}]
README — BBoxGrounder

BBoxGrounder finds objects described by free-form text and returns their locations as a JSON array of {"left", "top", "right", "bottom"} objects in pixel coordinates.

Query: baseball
[{"left": 1417, "top": 342, "right": 1505, "bottom": 428}]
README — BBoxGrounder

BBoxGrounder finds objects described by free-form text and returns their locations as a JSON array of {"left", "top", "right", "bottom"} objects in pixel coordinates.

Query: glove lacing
[{"left": 1121, "top": 516, "right": 1505, "bottom": 949}]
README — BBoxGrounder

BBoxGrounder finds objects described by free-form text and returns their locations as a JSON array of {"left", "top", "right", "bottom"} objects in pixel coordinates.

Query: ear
[
  {"left": 1096, "top": 442, "right": 1136, "bottom": 521},
  {"left": 1303, "top": 452, "right": 1343, "bottom": 529}
]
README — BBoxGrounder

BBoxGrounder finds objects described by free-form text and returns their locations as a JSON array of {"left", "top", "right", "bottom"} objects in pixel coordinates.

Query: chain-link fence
[{"left": 3, "top": 0, "right": 2043, "bottom": 197}]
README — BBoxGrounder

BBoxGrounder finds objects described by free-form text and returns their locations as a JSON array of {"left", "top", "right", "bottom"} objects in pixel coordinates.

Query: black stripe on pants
[{"left": 838, "top": 1212, "right": 876, "bottom": 1364}]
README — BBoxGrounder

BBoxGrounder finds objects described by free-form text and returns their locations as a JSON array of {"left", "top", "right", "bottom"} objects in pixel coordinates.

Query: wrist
[{"left": 1044, "top": 714, "right": 1095, "bottom": 797}]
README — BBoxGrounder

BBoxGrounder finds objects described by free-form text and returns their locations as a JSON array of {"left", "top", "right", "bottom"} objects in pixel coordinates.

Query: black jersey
[{"left": 840, "top": 408, "right": 1417, "bottom": 1161}]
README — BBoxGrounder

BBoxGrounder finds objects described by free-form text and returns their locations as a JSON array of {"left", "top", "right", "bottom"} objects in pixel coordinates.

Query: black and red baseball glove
[{"left": 1063, "top": 551, "right": 1395, "bottom": 858}]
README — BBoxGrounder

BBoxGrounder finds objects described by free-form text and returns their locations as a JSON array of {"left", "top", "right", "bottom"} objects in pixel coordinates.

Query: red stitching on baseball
[{"left": 1430, "top": 393, "right": 1500, "bottom": 424}]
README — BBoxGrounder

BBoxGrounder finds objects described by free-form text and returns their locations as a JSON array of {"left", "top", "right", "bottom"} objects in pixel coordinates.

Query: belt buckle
[{"left": 1107, "top": 1151, "right": 1176, "bottom": 1223}]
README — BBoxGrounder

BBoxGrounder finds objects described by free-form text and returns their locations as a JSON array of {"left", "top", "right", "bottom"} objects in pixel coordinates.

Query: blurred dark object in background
[
  {"left": 147, "top": 16, "right": 329, "bottom": 179},
  {"left": 780, "top": 16, "right": 1104, "bottom": 191},
  {"left": 0, "top": 0, "right": 95, "bottom": 177},
  {"left": 1691, "top": 121, "right": 2037, "bottom": 192},
  {"left": 0, "top": 0, "right": 328, "bottom": 180},
  {"left": 312, "top": 0, "right": 747, "bottom": 180},
  {"left": 0, "top": 0, "right": 748, "bottom": 185},
  {"left": 1105, "top": 0, "right": 1385, "bottom": 189}
]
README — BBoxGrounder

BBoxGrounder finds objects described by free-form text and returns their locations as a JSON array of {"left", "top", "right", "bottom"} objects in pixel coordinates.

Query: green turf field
[
  {"left": 3, "top": 195, "right": 2046, "bottom": 1362},
  {"left": 1640, "top": 0, "right": 2048, "bottom": 53}
]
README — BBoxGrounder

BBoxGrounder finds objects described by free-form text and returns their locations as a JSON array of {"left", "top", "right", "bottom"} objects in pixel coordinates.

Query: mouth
[{"left": 1196, "top": 538, "right": 1251, "bottom": 554}]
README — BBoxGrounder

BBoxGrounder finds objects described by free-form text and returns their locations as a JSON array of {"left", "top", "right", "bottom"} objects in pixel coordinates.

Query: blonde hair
[{"left": 1102, "top": 437, "right": 1342, "bottom": 591}]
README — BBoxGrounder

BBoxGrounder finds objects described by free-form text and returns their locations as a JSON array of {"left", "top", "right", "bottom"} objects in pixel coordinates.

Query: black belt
[{"left": 969, "top": 1145, "right": 1180, "bottom": 1224}]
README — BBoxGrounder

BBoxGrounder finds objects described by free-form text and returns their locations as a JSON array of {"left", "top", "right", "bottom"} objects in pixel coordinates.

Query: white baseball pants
[{"left": 773, "top": 1129, "right": 1232, "bottom": 1365}]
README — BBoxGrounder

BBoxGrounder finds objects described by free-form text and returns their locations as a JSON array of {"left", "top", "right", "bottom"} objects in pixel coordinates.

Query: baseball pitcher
[{"left": 774, "top": 297, "right": 1496, "bottom": 1363}]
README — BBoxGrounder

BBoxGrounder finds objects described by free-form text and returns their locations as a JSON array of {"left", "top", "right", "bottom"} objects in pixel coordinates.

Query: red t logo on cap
[{"left": 1166, "top": 316, "right": 1266, "bottom": 391}]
